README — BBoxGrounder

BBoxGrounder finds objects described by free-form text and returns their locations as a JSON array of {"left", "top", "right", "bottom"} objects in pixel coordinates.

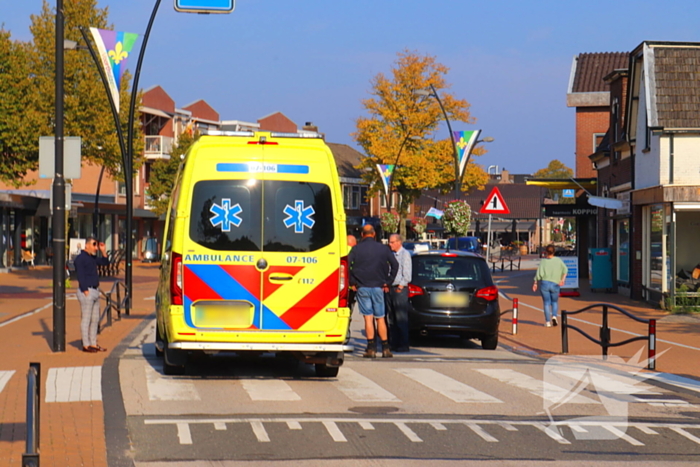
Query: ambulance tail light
[
  {"left": 338, "top": 257, "right": 349, "bottom": 308},
  {"left": 171, "top": 252, "right": 183, "bottom": 305}
]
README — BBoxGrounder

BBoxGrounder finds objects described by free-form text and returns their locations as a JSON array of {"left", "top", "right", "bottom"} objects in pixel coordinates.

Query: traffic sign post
[{"left": 479, "top": 186, "right": 511, "bottom": 257}]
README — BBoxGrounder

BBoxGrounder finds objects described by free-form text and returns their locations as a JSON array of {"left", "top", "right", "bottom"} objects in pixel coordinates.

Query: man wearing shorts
[{"left": 349, "top": 225, "right": 399, "bottom": 358}]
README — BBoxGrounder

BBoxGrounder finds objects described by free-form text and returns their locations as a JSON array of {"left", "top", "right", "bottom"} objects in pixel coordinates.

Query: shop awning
[{"left": 526, "top": 178, "right": 597, "bottom": 191}]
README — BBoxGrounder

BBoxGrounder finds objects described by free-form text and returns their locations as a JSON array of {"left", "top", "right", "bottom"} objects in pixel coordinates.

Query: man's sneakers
[
  {"left": 544, "top": 321, "right": 552, "bottom": 327},
  {"left": 552, "top": 316, "right": 558, "bottom": 327},
  {"left": 382, "top": 348, "right": 393, "bottom": 358},
  {"left": 362, "top": 348, "right": 376, "bottom": 358}
]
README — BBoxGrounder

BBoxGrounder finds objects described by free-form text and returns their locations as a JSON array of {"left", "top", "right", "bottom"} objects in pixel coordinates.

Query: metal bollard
[
  {"left": 561, "top": 312, "right": 569, "bottom": 354},
  {"left": 23, "top": 362, "right": 40, "bottom": 467},
  {"left": 648, "top": 319, "right": 656, "bottom": 370},
  {"left": 105, "top": 291, "right": 112, "bottom": 327},
  {"left": 512, "top": 298, "right": 518, "bottom": 335}
]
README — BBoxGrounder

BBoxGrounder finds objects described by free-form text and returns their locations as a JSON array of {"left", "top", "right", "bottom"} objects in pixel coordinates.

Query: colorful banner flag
[
  {"left": 425, "top": 207, "right": 444, "bottom": 219},
  {"left": 90, "top": 28, "right": 139, "bottom": 114},
  {"left": 376, "top": 164, "right": 395, "bottom": 195},
  {"left": 453, "top": 130, "right": 481, "bottom": 179}
]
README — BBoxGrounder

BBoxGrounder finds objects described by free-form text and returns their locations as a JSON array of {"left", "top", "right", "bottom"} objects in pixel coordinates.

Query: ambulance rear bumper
[{"left": 169, "top": 342, "right": 353, "bottom": 352}]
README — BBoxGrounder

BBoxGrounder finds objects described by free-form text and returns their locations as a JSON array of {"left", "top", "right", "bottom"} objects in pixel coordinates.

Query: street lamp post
[
  {"left": 52, "top": 0, "right": 67, "bottom": 352},
  {"left": 416, "top": 85, "right": 493, "bottom": 199}
]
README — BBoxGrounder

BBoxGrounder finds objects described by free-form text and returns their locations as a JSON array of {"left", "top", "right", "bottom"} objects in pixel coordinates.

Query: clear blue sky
[{"left": 3, "top": 1, "right": 700, "bottom": 174}]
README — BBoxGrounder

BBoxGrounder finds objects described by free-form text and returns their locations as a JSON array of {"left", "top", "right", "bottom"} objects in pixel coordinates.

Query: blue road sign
[
  {"left": 174, "top": 0, "right": 235, "bottom": 13},
  {"left": 562, "top": 189, "right": 575, "bottom": 198}
]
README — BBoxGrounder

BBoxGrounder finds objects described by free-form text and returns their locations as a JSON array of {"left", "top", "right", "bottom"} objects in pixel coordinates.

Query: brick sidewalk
[
  {"left": 0, "top": 263, "right": 158, "bottom": 466},
  {"left": 494, "top": 262, "right": 700, "bottom": 380}
]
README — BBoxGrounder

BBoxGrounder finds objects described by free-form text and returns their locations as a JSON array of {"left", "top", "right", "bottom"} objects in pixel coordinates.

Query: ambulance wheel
[
  {"left": 163, "top": 346, "right": 186, "bottom": 375},
  {"left": 315, "top": 364, "right": 339, "bottom": 378},
  {"left": 155, "top": 324, "right": 164, "bottom": 357}
]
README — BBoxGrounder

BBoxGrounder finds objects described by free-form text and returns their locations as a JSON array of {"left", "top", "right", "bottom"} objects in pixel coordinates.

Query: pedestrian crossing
[
  {"left": 0, "top": 363, "right": 696, "bottom": 409},
  {"left": 0, "top": 370, "right": 15, "bottom": 393},
  {"left": 134, "top": 361, "right": 695, "bottom": 409},
  {"left": 45, "top": 366, "right": 101, "bottom": 402}
]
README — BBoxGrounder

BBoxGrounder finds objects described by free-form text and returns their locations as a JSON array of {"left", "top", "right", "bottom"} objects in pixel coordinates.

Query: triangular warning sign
[{"left": 479, "top": 186, "right": 510, "bottom": 214}]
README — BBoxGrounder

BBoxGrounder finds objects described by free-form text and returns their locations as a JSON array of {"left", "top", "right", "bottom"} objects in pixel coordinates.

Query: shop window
[
  {"left": 649, "top": 205, "right": 663, "bottom": 291},
  {"left": 617, "top": 219, "right": 629, "bottom": 284}
]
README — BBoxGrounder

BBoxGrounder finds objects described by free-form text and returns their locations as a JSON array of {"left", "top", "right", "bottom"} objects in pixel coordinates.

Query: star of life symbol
[
  {"left": 209, "top": 198, "right": 243, "bottom": 232},
  {"left": 283, "top": 200, "right": 315, "bottom": 233}
]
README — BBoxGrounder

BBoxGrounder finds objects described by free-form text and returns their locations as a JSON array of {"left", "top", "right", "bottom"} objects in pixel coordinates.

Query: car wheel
[
  {"left": 481, "top": 334, "right": 499, "bottom": 350},
  {"left": 315, "top": 364, "right": 339, "bottom": 378}
]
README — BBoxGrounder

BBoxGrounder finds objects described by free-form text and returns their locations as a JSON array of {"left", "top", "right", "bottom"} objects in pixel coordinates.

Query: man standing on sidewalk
[
  {"left": 387, "top": 234, "right": 412, "bottom": 352},
  {"left": 74, "top": 237, "right": 110, "bottom": 352},
  {"left": 349, "top": 225, "right": 398, "bottom": 358},
  {"left": 532, "top": 244, "right": 568, "bottom": 327}
]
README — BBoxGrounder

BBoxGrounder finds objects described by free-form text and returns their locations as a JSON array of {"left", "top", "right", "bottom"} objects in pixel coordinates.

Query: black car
[{"left": 408, "top": 250, "right": 500, "bottom": 349}]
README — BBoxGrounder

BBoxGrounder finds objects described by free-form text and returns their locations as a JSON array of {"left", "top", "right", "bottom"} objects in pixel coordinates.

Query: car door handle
[{"left": 269, "top": 274, "right": 293, "bottom": 281}]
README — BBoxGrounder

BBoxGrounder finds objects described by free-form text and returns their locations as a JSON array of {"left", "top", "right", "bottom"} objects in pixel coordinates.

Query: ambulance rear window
[
  {"left": 190, "top": 180, "right": 263, "bottom": 251},
  {"left": 189, "top": 180, "right": 334, "bottom": 252}
]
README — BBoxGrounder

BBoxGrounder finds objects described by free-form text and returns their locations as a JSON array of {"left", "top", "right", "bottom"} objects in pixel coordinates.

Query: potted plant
[
  {"left": 412, "top": 217, "right": 427, "bottom": 236},
  {"left": 380, "top": 211, "right": 400, "bottom": 235},
  {"left": 512, "top": 240, "right": 528, "bottom": 255},
  {"left": 442, "top": 200, "right": 472, "bottom": 237}
]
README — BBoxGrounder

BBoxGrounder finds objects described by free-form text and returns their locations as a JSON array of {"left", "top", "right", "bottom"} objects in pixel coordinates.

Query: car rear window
[
  {"left": 189, "top": 180, "right": 334, "bottom": 252},
  {"left": 412, "top": 256, "right": 487, "bottom": 282}
]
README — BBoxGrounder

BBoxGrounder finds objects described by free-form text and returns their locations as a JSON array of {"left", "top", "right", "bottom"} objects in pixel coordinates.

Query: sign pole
[{"left": 487, "top": 214, "right": 493, "bottom": 259}]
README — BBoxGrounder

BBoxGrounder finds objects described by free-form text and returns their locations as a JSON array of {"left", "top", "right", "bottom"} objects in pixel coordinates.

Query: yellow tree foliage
[{"left": 353, "top": 50, "right": 489, "bottom": 237}]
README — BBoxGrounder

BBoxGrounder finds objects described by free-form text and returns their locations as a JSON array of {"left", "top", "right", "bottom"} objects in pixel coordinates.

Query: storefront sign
[
  {"left": 561, "top": 256, "right": 579, "bottom": 290},
  {"left": 616, "top": 192, "right": 631, "bottom": 215},
  {"left": 544, "top": 204, "right": 597, "bottom": 217}
]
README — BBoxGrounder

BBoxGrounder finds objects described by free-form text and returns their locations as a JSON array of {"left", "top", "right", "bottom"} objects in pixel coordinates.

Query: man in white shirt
[{"left": 386, "top": 234, "right": 412, "bottom": 352}]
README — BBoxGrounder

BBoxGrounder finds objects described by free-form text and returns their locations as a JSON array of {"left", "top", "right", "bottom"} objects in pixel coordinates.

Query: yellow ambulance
[{"left": 155, "top": 131, "right": 352, "bottom": 376}]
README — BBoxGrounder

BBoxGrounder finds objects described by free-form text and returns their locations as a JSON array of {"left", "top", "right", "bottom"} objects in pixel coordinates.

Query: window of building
[
  {"left": 343, "top": 185, "right": 362, "bottom": 210},
  {"left": 360, "top": 186, "right": 368, "bottom": 206},
  {"left": 593, "top": 133, "right": 606, "bottom": 153}
]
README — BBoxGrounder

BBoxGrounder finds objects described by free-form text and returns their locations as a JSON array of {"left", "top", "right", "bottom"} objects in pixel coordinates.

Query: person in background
[
  {"left": 349, "top": 225, "right": 398, "bottom": 358},
  {"left": 74, "top": 237, "right": 110, "bottom": 352},
  {"left": 347, "top": 234, "right": 358, "bottom": 313},
  {"left": 532, "top": 244, "right": 568, "bottom": 327},
  {"left": 386, "top": 234, "right": 412, "bottom": 352}
]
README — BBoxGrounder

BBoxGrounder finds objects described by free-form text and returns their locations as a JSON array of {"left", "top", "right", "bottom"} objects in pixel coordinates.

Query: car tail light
[
  {"left": 408, "top": 283, "right": 424, "bottom": 297},
  {"left": 441, "top": 252, "right": 457, "bottom": 257},
  {"left": 171, "top": 252, "right": 183, "bottom": 305},
  {"left": 338, "top": 257, "right": 349, "bottom": 308},
  {"left": 475, "top": 285, "right": 498, "bottom": 301}
]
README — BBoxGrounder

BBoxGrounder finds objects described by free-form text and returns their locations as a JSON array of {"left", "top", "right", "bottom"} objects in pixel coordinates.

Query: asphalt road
[{"left": 104, "top": 313, "right": 700, "bottom": 466}]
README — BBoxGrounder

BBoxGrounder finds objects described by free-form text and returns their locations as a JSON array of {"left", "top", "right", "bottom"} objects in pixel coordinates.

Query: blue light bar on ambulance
[
  {"left": 199, "top": 130, "right": 255, "bottom": 137},
  {"left": 216, "top": 163, "right": 309, "bottom": 174}
]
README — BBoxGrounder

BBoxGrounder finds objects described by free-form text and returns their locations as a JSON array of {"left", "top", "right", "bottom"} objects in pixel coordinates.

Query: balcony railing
[{"left": 144, "top": 135, "right": 173, "bottom": 159}]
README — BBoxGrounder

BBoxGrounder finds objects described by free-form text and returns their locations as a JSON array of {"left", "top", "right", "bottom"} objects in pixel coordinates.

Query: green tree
[
  {"left": 27, "top": 0, "right": 143, "bottom": 183},
  {"left": 354, "top": 50, "right": 489, "bottom": 238},
  {"left": 0, "top": 29, "right": 47, "bottom": 185},
  {"left": 147, "top": 130, "right": 200, "bottom": 217},
  {"left": 533, "top": 159, "right": 574, "bottom": 203}
]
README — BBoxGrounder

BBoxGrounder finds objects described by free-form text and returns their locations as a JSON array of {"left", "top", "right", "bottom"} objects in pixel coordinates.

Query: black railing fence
[
  {"left": 99, "top": 280, "right": 128, "bottom": 333},
  {"left": 561, "top": 303, "right": 657, "bottom": 370}
]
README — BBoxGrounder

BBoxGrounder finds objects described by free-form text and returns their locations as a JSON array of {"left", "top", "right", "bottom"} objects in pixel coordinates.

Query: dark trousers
[{"left": 386, "top": 286, "right": 410, "bottom": 349}]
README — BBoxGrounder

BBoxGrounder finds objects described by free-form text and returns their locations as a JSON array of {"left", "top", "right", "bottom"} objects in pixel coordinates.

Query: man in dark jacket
[
  {"left": 348, "top": 225, "right": 398, "bottom": 358},
  {"left": 74, "top": 237, "right": 110, "bottom": 353}
]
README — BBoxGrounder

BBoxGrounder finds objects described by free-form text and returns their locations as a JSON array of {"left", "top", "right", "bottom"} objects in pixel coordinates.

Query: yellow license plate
[
  {"left": 431, "top": 292, "right": 468, "bottom": 308},
  {"left": 193, "top": 300, "right": 254, "bottom": 328}
]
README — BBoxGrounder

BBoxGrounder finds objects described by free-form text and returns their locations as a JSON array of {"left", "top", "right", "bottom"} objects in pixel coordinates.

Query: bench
[{"left": 488, "top": 248, "right": 521, "bottom": 273}]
